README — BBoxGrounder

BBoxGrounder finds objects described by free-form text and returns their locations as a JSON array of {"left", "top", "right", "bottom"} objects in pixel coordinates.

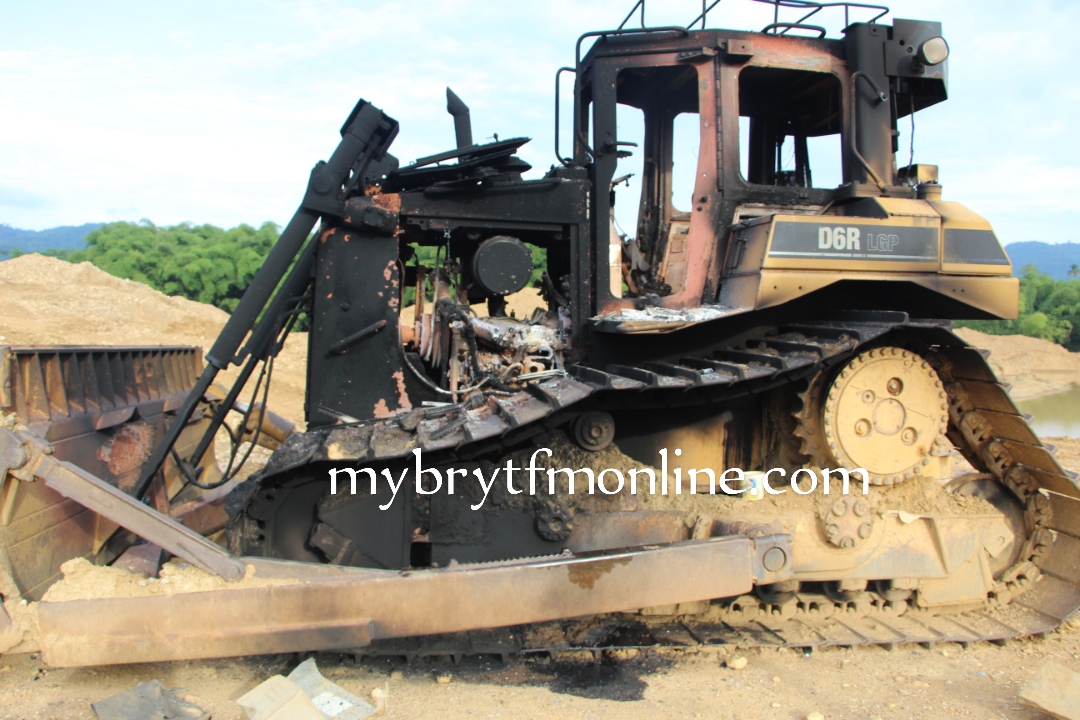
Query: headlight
[{"left": 917, "top": 36, "right": 949, "bottom": 66}]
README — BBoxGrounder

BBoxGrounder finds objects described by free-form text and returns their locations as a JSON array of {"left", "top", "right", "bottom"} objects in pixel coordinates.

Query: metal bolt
[
  {"left": 858, "top": 521, "right": 873, "bottom": 539},
  {"left": 762, "top": 546, "right": 788, "bottom": 572}
]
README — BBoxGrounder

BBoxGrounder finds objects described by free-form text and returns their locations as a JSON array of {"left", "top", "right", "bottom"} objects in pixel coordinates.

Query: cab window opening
[
  {"left": 671, "top": 111, "right": 700, "bottom": 213},
  {"left": 612, "top": 64, "right": 702, "bottom": 261},
  {"left": 738, "top": 66, "right": 843, "bottom": 189}
]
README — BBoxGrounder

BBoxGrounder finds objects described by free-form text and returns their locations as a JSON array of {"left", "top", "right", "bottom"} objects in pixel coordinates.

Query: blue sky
[{"left": 2, "top": 0, "right": 1079, "bottom": 246}]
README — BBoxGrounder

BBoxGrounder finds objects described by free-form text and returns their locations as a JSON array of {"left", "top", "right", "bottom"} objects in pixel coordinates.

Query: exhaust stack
[{"left": 446, "top": 87, "right": 473, "bottom": 149}]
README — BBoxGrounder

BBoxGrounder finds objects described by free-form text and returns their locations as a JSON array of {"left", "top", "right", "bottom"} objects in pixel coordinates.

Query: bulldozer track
[{"left": 335, "top": 312, "right": 1080, "bottom": 662}]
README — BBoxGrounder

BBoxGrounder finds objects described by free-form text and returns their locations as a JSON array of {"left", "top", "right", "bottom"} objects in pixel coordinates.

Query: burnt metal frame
[
  {"left": 132, "top": 100, "right": 400, "bottom": 498},
  {"left": 589, "top": 51, "right": 720, "bottom": 315},
  {"left": 577, "top": 28, "right": 850, "bottom": 317},
  {"left": 719, "top": 40, "right": 850, "bottom": 203},
  {"left": 570, "top": 15, "right": 952, "bottom": 320}
]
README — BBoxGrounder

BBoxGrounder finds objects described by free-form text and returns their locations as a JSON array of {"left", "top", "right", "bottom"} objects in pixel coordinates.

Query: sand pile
[
  {"left": 955, "top": 327, "right": 1080, "bottom": 400},
  {"left": 41, "top": 557, "right": 292, "bottom": 601},
  {"left": 0, "top": 255, "right": 228, "bottom": 347},
  {"left": 0, "top": 254, "right": 308, "bottom": 425}
]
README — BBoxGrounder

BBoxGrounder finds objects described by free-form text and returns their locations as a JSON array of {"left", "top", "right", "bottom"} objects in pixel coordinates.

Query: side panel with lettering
[{"left": 770, "top": 221, "right": 938, "bottom": 262}]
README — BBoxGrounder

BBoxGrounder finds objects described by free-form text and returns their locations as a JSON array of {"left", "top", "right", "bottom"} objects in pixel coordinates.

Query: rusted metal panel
[
  {"left": 2, "top": 347, "right": 201, "bottom": 436},
  {"left": 567, "top": 510, "right": 686, "bottom": 551},
  {"left": 0, "top": 346, "right": 207, "bottom": 599},
  {"left": 6, "top": 429, "right": 244, "bottom": 580}
]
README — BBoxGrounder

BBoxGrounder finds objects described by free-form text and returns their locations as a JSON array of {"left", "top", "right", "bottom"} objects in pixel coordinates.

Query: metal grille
[{"left": 1, "top": 346, "right": 203, "bottom": 430}]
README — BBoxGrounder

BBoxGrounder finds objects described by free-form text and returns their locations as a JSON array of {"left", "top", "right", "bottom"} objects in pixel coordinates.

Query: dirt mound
[
  {"left": 0, "top": 254, "right": 308, "bottom": 426},
  {"left": 0, "top": 255, "right": 228, "bottom": 347},
  {"left": 955, "top": 327, "right": 1080, "bottom": 400}
]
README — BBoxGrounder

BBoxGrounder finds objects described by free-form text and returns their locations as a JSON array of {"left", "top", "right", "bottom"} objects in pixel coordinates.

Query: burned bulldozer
[{"left": 4, "top": 0, "right": 1080, "bottom": 666}]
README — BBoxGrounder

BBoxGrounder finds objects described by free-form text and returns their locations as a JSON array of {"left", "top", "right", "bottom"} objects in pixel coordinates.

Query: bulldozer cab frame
[{"left": 568, "top": 8, "right": 951, "bottom": 318}]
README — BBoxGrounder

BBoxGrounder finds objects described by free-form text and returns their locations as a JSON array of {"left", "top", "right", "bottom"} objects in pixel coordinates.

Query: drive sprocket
[{"left": 795, "top": 346, "right": 950, "bottom": 485}]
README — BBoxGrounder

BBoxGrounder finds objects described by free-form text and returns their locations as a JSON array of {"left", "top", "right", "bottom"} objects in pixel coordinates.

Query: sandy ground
[
  {"left": 6, "top": 255, "right": 1080, "bottom": 718},
  {"left": 955, "top": 327, "right": 1080, "bottom": 401},
  {"left": 4, "top": 609, "right": 1080, "bottom": 720}
]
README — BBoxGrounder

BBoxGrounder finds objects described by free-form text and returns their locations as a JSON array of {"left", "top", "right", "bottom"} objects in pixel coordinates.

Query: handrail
[
  {"left": 761, "top": 22, "right": 827, "bottom": 36},
  {"left": 575, "top": 27, "right": 690, "bottom": 69},
  {"left": 751, "top": 0, "right": 889, "bottom": 31},
  {"left": 554, "top": 67, "right": 575, "bottom": 166},
  {"left": 612, "top": 0, "right": 890, "bottom": 39}
]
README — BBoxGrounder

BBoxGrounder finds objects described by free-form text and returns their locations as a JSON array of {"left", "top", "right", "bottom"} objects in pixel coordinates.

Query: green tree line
[
  {"left": 29, "top": 220, "right": 283, "bottom": 313},
  {"left": 957, "top": 265, "right": 1080, "bottom": 349}
]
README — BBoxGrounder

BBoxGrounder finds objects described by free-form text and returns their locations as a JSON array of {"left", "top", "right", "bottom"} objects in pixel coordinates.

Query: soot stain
[{"left": 533, "top": 654, "right": 671, "bottom": 702}]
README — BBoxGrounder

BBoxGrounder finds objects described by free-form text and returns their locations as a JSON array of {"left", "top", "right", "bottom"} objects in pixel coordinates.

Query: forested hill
[
  {"left": 0, "top": 223, "right": 103, "bottom": 258},
  {"left": 1006, "top": 241, "right": 1080, "bottom": 280}
]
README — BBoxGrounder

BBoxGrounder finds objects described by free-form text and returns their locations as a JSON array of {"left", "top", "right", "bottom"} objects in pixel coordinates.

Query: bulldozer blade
[
  {"left": 37, "top": 534, "right": 791, "bottom": 667},
  {"left": 1, "top": 427, "right": 245, "bottom": 581}
]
